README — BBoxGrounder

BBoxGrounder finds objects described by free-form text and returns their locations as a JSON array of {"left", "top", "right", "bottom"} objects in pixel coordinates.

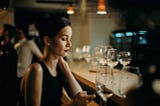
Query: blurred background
[
  {"left": 0, "top": 0, "right": 160, "bottom": 79},
  {"left": 1, "top": 0, "right": 160, "bottom": 106}
]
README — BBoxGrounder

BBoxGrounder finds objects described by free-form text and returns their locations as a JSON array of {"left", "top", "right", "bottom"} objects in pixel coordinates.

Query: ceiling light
[
  {"left": 67, "top": 4, "right": 74, "bottom": 14},
  {"left": 97, "top": 0, "right": 107, "bottom": 14}
]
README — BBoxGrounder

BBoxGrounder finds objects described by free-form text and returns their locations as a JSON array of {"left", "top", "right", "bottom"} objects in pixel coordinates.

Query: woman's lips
[{"left": 64, "top": 49, "right": 70, "bottom": 52}]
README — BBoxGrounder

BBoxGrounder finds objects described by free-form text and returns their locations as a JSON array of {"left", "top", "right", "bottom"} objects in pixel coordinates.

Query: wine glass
[
  {"left": 93, "top": 46, "right": 106, "bottom": 65},
  {"left": 118, "top": 51, "right": 132, "bottom": 68},
  {"left": 95, "top": 65, "right": 113, "bottom": 106},
  {"left": 82, "top": 45, "right": 92, "bottom": 63},
  {"left": 106, "top": 48, "right": 119, "bottom": 90},
  {"left": 73, "top": 47, "right": 82, "bottom": 61},
  {"left": 118, "top": 66, "right": 143, "bottom": 98},
  {"left": 93, "top": 45, "right": 112, "bottom": 66},
  {"left": 106, "top": 48, "right": 119, "bottom": 70}
]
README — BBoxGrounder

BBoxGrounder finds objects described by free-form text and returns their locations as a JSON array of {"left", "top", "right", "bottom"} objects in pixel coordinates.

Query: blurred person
[
  {"left": 0, "top": 24, "right": 18, "bottom": 106},
  {"left": 14, "top": 26, "right": 43, "bottom": 105},
  {"left": 20, "top": 15, "right": 96, "bottom": 106}
]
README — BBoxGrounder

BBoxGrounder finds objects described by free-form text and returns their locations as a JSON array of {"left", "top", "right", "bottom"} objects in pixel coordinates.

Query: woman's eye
[{"left": 62, "top": 37, "right": 67, "bottom": 41}]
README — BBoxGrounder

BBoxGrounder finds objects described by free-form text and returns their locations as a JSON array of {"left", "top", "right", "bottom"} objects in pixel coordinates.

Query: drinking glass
[
  {"left": 106, "top": 48, "right": 118, "bottom": 68},
  {"left": 93, "top": 46, "right": 106, "bottom": 65},
  {"left": 73, "top": 47, "right": 82, "bottom": 61},
  {"left": 118, "top": 66, "right": 143, "bottom": 98},
  {"left": 82, "top": 45, "right": 92, "bottom": 63},
  {"left": 93, "top": 46, "right": 112, "bottom": 66},
  {"left": 106, "top": 48, "right": 119, "bottom": 91},
  {"left": 118, "top": 51, "right": 132, "bottom": 68},
  {"left": 95, "top": 65, "right": 113, "bottom": 106}
]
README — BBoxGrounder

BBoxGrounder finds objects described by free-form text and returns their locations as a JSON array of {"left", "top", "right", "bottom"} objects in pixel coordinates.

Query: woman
[{"left": 20, "top": 15, "right": 95, "bottom": 106}]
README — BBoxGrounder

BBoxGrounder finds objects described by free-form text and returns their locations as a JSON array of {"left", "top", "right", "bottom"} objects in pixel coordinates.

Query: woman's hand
[
  {"left": 72, "top": 91, "right": 96, "bottom": 106},
  {"left": 58, "top": 57, "right": 70, "bottom": 74}
]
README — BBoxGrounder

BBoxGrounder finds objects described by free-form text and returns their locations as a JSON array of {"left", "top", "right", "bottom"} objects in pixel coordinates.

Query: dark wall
[
  {"left": 0, "top": 0, "right": 9, "bottom": 9},
  {"left": 14, "top": 10, "right": 69, "bottom": 36}
]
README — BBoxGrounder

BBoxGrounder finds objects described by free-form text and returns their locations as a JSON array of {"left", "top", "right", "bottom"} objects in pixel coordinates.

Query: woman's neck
[{"left": 42, "top": 53, "right": 59, "bottom": 69}]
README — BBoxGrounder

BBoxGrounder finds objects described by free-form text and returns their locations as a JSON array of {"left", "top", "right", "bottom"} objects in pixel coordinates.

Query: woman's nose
[{"left": 67, "top": 40, "right": 72, "bottom": 47}]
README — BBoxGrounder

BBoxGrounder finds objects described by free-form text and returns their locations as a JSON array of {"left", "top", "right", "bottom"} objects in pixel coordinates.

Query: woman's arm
[
  {"left": 58, "top": 57, "right": 82, "bottom": 97},
  {"left": 21, "top": 63, "right": 43, "bottom": 106},
  {"left": 30, "top": 40, "right": 43, "bottom": 59},
  {"left": 58, "top": 57, "right": 96, "bottom": 106}
]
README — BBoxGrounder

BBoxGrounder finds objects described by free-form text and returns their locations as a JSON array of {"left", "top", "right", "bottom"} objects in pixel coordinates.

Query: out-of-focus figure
[
  {"left": 14, "top": 26, "right": 42, "bottom": 106},
  {"left": 0, "top": 24, "right": 18, "bottom": 106}
]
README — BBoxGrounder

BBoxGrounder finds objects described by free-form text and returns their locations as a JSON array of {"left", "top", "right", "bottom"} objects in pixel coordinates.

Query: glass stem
[
  {"left": 110, "top": 65, "right": 114, "bottom": 90},
  {"left": 99, "top": 97, "right": 107, "bottom": 106}
]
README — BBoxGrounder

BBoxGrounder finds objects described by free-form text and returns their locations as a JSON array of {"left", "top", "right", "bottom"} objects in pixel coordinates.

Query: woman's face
[{"left": 49, "top": 26, "right": 72, "bottom": 57}]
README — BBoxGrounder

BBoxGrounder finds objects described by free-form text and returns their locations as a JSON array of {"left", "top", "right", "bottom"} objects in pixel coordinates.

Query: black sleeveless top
[
  {"left": 19, "top": 61, "right": 67, "bottom": 106},
  {"left": 39, "top": 61, "right": 66, "bottom": 106}
]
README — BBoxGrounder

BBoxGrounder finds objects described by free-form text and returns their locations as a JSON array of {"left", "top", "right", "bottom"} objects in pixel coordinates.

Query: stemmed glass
[
  {"left": 93, "top": 46, "right": 107, "bottom": 65},
  {"left": 73, "top": 47, "right": 83, "bottom": 61},
  {"left": 82, "top": 45, "right": 92, "bottom": 63},
  {"left": 118, "top": 51, "right": 132, "bottom": 68},
  {"left": 95, "top": 65, "right": 113, "bottom": 106},
  {"left": 118, "top": 66, "right": 143, "bottom": 98},
  {"left": 106, "top": 48, "right": 119, "bottom": 70},
  {"left": 93, "top": 45, "right": 112, "bottom": 66},
  {"left": 106, "top": 48, "right": 119, "bottom": 90}
]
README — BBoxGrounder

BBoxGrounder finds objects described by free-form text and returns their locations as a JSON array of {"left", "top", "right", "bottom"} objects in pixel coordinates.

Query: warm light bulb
[
  {"left": 97, "top": 11, "right": 107, "bottom": 14},
  {"left": 97, "top": 0, "right": 107, "bottom": 14},
  {"left": 67, "top": 5, "right": 74, "bottom": 14}
]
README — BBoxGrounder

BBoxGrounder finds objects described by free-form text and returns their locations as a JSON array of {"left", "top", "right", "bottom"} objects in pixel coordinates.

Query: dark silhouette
[{"left": 0, "top": 24, "right": 18, "bottom": 106}]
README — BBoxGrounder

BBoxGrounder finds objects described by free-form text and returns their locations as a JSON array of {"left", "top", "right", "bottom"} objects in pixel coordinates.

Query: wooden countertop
[{"left": 69, "top": 61, "right": 128, "bottom": 105}]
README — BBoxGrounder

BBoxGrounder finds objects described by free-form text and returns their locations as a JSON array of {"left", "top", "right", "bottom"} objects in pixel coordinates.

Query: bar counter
[{"left": 69, "top": 60, "right": 136, "bottom": 106}]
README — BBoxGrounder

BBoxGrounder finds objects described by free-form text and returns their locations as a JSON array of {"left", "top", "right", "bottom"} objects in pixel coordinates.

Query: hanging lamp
[
  {"left": 97, "top": 0, "right": 107, "bottom": 14},
  {"left": 67, "top": 4, "right": 74, "bottom": 14}
]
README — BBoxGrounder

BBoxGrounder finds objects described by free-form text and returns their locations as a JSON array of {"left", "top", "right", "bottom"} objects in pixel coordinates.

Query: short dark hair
[
  {"left": 3, "top": 24, "right": 16, "bottom": 38},
  {"left": 35, "top": 15, "right": 71, "bottom": 39}
]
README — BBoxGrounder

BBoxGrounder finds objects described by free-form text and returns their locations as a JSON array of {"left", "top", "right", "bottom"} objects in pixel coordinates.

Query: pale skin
[{"left": 21, "top": 26, "right": 95, "bottom": 106}]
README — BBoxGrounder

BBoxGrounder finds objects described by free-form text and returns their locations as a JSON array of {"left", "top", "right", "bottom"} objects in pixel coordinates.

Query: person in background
[
  {"left": 0, "top": 24, "right": 18, "bottom": 106},
  {"left": 20, "top": 15, "right": 96, "bottom": 106},
  {"left": 14, "top": 26, "right": 43, "bottom": 105}
]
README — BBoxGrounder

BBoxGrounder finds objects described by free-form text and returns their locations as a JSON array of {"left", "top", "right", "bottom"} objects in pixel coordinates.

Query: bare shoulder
[
  {"left": 21, "top": 62, "right": 43, "bottom": 93},
  {"left": 25, "top": 63, "right": 43, "bottom": 77}
]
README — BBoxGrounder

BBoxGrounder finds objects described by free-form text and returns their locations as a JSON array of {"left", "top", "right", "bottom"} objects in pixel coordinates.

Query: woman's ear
[{"left": 43, "top": 36, "right": 51, "bottom": 46}]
